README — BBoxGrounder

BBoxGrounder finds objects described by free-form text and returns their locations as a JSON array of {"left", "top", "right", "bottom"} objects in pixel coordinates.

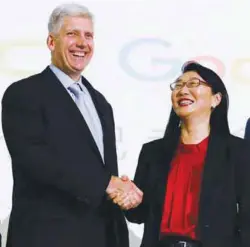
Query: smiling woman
[
  {"left": 124, "top": 61, "right": 250, "bottom": 247},
  {"left": 170, "top": 67, "right": 222, "bottom": 132}
]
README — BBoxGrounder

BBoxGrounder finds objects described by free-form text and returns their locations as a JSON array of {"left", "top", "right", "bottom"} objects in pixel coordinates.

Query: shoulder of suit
[
  {"left": 7, "top": 71, "right": 42, "bottom": 89},
  {"left": 141, "top": 138, "right": 164, "bottom": 152},
  {"left": 2, "top": 71, "right": 43, "bottom": 104},
  {"left": 226, "top": 134, "right": 250, "bottom": 175},
  {"left": 227, "top": 134, "right": 250, "bottom": 155},
  {"left": 138, "top": 139, "right": 166, "bottom": 164},
  {"left": 228, "top": 133, "right": 246, "bottom": 145}
]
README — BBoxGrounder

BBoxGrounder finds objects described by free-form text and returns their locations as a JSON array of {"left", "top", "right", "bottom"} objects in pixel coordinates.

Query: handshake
[{"left": 106, "top": 175, "right": 143, "bottom": 210}]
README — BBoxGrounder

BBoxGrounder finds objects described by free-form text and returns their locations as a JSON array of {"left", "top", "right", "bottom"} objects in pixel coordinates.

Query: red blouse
[{"left": 160, "top": 136, "right": 209, "bottom": 239}]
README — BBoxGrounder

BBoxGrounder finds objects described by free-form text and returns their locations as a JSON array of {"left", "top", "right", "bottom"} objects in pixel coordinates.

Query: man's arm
[{"left": 1, "top": 84, "right": 111, "bottom": 208}]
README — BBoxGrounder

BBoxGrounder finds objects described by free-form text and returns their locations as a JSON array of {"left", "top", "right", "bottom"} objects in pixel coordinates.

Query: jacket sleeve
[
  {"left": 1, "top": 84, "right": 111, "bottom": 208},
  {"left": 124, "top": 144, "right": 151, "bottom": 224}
]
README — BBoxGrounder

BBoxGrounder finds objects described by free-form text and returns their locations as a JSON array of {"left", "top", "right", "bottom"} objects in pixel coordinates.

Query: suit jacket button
[{"left": 204, "top": 224, "right": 210, "bottom": 228}]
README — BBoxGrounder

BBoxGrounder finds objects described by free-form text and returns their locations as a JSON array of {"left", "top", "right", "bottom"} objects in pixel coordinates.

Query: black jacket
[
  {"left": 1, "top": 67, "right": 128, "bottom": 247},
  {"left": 125, "top": 132, "right": 250, "bottom": 247}
]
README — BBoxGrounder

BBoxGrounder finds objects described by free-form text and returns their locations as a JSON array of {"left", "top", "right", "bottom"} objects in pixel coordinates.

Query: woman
[{"left": 116, "top": 62, "right": 250, "bottom": 247}]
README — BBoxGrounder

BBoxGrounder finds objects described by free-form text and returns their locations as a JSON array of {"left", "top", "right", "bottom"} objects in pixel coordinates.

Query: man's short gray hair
[{"left": 48, "top": 3, "right": 94, "bottom": 34}]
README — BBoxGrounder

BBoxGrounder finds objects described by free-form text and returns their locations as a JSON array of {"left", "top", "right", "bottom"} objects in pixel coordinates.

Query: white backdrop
[{"left": 1, "top": 0, "right": 250, "bottom": 246}]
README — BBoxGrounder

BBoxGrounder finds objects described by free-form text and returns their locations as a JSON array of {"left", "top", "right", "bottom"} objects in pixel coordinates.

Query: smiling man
[
  {"left": 1, "top": 3, "right": 143, "bottom": 247},
  {"left": 47, "top": 13, "right": 94, "bottom": 80}
]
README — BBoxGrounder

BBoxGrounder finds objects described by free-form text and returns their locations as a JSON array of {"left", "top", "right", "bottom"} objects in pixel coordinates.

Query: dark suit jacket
[
  {"left": 1, "top": 67, "right": 128, "bottom": 247},
  {"left": 244, "top": 118, "right": 250, "bottom": 140},
  {"left": 125, "top": 132, "right": 250, "bottom": 247}
]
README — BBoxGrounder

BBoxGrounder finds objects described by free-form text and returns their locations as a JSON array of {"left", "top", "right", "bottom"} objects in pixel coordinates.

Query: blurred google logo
[
  {"left": 119, "top": 38, "right": 250, "bottom": 84},
  {"left": 1, "top": 39, "right": 250, "bottom": 85}
]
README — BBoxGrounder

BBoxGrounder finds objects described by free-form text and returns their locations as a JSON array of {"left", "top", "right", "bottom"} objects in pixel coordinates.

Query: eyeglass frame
[{"left": 170, "top": 77, "right": 210, "bottom": 91}]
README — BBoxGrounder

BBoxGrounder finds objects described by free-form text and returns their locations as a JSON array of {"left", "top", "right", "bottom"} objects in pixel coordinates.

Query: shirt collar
[
  {"left": 49, "top": 64, "right": 82, "bottom": 89},
  {"left": 178, "top": 136, "right": 209, "bottom": 153}
]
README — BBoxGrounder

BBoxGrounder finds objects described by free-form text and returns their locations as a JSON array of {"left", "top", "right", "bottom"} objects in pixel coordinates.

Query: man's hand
[{"left": 106, "top": 175, "right": 143, "bottom": 210}]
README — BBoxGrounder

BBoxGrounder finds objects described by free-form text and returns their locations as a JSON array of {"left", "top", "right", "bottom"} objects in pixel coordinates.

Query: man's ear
[{"left": 47, "top": 34, "right": 56, "bottom": 51}]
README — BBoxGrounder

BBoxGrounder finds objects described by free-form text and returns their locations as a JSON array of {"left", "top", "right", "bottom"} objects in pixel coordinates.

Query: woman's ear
[{"left": 212, "top": 92, "right": 222, "bottom": 109}]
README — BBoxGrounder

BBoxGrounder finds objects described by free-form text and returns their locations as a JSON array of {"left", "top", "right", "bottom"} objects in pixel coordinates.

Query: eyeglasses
[{"left": 170, "top": 78, "right": 209, "bottom": 91}]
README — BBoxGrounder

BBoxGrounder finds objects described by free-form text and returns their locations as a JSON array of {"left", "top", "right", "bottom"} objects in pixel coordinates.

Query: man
[
  {"left": 244, "top": 118, "right": 250, "bottom": 140},
  {"left": 1, "top": 4, "right": 142, "bottom": 247}
]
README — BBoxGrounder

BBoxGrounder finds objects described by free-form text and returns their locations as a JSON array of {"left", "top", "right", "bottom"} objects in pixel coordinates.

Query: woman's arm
[{"left": 124, "top": 144, "right": 151, "bottom": 224}]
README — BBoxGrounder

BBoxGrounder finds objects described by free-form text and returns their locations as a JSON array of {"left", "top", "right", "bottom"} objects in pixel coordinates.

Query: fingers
[
  {"left": 120, "top": 198, "right": 133, "bottom": 210},
  {"left": 120, "top": 175, "right": 129, "bottom": 181},
  {"left": 131, "top": 182, "right": 143, "bottom": 197},
  {"left": 119, "top": 176, "right": 143, "bottom": 197},
  {"left": 113, "top": 190, "right": 143, "bottom": 210},
  {"left": 106, "top": 175, "right": 143, "bottom": 210},
  {"left": 108, "top": 190, "right": 120, "bottom": 200},
  {"left": 113, "top": 191, "right": 127, "bottom": 204}
]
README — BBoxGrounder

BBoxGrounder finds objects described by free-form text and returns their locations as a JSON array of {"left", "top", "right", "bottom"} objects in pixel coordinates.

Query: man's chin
[
  {"left": 68, "top": 66, "right": 84, "bottom": 75},
  {"left": 72, "top": 64, "right": 88, "bottom": 73}
]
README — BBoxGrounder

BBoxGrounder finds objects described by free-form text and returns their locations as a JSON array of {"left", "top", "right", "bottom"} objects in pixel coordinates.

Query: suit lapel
[
  {"left": 197, "top": 133, "right": 229, "bottom": 238},
  {"left": 41, "top": 67, "right": 104, "bottom": 163},
  {"left": 81, "top": 76, "right": 115, "bottom": 170},
  {"left": 149, "top": 131, "right": 180, "bottom": 237},
  {"left": 155, "top": 131, "right": 180, "bottom": 207}
]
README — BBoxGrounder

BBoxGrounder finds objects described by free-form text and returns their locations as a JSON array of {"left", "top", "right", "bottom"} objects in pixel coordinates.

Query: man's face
[{"left": 47, "top": 16, "right": 94, "bottom": 81}]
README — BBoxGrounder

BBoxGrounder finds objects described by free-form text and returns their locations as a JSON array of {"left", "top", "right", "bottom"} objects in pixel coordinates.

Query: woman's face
[{"left": 171, "top": 71, "right": 221, "bottom": 120}]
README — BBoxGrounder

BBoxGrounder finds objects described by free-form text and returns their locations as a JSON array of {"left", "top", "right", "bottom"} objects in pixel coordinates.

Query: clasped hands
[{"left": 106, "top": 175, "right": 143, "bottom": 210}]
